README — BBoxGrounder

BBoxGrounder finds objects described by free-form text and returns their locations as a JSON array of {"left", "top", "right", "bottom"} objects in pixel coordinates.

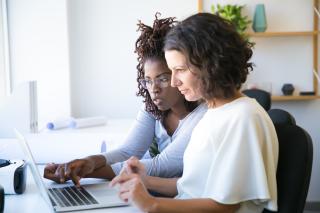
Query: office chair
[
  {"left": 242, "top": 89, "right": 271, "bottom": 111},
  {"left": 268, "top": 109, "right": 296, "bottom": 125},
  {"left": 263, "top": 124, "right": 313, "bottom": 213}
]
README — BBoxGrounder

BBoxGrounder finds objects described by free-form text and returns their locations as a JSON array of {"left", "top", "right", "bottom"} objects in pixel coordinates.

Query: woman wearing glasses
[{"left": 43, "top": 14, "right": 207, "bottom": 187}]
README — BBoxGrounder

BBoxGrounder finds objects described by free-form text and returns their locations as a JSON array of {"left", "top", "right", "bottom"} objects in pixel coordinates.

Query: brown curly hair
[
  {"left": 164, "top": 13, "right": 254, "bottom": 100},
  {"left": 135, "top": 13, "right": 197, "bottom": 119}
]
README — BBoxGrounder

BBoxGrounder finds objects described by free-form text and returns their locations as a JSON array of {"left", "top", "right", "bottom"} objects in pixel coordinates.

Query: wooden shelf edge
[
  {"left": 272, "top": 95, "right": 320, "bottom": 101},
  {"left": 247, "top": 31, "right": 318, "bottom": 37}
]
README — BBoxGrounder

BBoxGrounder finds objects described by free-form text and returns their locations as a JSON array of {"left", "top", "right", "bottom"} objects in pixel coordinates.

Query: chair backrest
[
  {"left": 268, "top": 109, "right": 296, "bottom": 125},
  {"left": 242, "top": 89, "right": 271, "bottom": 111},
  {"left": 263, "top": 124, "right": 313, "bottom": 213}
]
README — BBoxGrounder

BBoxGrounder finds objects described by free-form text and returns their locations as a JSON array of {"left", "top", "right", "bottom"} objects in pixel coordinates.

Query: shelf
[
  {"left": 272, "top": 95, "right": 320, "bottom": 101},
  {"left": 247, "top": 31, "right": 318, "bottom": 37}
]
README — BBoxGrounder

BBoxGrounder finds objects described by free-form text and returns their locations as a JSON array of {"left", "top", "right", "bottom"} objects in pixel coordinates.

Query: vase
[
  {"left": 252, "top": 4, "right": 267, "bottom": 32},
  {"left": 282, "top": 83, "right": 295, "bottom": 96}
]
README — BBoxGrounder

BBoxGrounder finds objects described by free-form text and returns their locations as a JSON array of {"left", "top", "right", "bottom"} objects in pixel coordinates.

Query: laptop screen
[{"left": 14, "top": 129, "right": 54, "bottom": 211}]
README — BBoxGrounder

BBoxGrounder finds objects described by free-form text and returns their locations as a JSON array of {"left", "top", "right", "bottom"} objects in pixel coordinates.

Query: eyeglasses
[{"left": 139, "top": 75, "right": 171, "bottom": 89}]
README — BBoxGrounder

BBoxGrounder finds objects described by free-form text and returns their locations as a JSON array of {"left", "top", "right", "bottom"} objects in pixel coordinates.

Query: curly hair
[
  {"left": 135, "top": 13, "right": 198, "bottom": 119},
  {"left": 164, "top": 13, "right": 254, "bottom": 100}
]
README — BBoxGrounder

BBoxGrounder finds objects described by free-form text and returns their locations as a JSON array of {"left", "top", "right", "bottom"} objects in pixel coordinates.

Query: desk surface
[
  {"left": 4, "top": 165, "right": 142, "bottom": 213},
  {"left": 0, "top": 119, "right": 134, "bottom": 164},
  {"left": 3, "top": 119, "right": 142, "bottom": 212}
]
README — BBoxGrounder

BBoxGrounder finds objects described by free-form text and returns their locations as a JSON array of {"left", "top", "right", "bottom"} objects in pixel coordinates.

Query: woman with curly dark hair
[
  {"left": 112, "top": 13, "right": 278, "bottom": 213},
  {"left": 43, "top": 14, "right": 207, "bottom": 187}
]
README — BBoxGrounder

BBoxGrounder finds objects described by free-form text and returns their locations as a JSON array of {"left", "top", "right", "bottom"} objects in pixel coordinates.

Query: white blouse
[{"left": 176, "top": 97, "right": 278, "bottom": 213}]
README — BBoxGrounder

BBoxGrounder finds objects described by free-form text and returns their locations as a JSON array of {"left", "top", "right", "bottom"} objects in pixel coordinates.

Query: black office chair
[
  {"left": 268, "top": 109, "right": 296, "bottom": 125},
  {"left": 242, "top": 89, "right": 271, "bottom": 111},
  {"left": 263, "top": 124, "right": 313, "bottom": 213}
]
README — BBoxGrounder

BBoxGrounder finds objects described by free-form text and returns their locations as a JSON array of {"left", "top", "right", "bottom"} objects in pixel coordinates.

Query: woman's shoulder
[
  {"left": 189, "top": 102, "right": 208, "bottom": 116},
  {"left": 226, "top": 97, "right": 265, "bottom": 115},
  {"left": 136, "top": 105, "right": 157, "bottom": 121},
  {"left": 181, "top": 103, "right": 207, "bottom": 123},
  {"left": 206, "top": 97, "right": 268, "bottom": 124}
]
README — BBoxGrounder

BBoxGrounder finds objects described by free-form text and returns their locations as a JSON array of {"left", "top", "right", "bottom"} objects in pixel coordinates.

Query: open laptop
[{"left": 14, "top": 129, "right": 128, "bottom": 212}]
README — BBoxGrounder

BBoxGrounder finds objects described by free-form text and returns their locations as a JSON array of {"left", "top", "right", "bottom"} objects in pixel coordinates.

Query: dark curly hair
[
  {"left": 164, "top": 13, "right": 254, "bottom": 100},
  {"left": 135, "top": 13, "right": 197, "bottom": 119}
]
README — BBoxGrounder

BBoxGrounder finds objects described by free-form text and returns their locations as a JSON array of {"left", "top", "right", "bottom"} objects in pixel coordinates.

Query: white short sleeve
[{"left": 176, "top": 97, "right": 278, "bottom": 212}]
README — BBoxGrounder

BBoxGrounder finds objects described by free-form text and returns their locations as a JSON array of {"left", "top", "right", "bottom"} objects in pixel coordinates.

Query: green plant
[{"left": 211, "top": 4, "right": 251, "bottom": 39}]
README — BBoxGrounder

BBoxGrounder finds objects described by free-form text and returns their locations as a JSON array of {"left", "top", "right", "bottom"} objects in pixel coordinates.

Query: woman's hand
[
  {"left": 43, "top": 157, "right": 96, "bottom": 186},
  {"left": 121, "top": 157, "right": 148, "bottom": 184},
  {"left": 110, "top": 170, "right": 156, "bottom": 211}
]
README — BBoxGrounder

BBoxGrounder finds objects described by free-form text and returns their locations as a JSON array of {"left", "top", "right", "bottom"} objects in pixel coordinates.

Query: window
[{"left": 0, "top": 0, "right": 11, "bottom": 104}]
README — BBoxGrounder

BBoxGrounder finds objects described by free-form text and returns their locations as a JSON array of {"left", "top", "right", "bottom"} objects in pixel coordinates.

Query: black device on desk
[
  {"left": 0, "top": 159, "right": 27, "bottom": 194},
  {"left": 0, "top": 184, "right": 4, "bottom": 213}
]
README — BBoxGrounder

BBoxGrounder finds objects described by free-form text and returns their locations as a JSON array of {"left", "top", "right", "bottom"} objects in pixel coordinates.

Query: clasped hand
[
  {"left": 110, "top": 156, "right": 155, "bottom": 211},
  {"left": 44, "top": 158, "right": 95, "bottom": 187}
]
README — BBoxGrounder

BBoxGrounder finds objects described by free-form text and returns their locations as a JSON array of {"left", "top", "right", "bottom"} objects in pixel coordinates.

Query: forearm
[
  {"left": 147, "top": 198, "right": 239, "bottom": 213},
  {"left": 83, "top": 155, "right": 116, "bottom": 180},
  {"left": 84, "top": 164, "right": 116, "bottom": 180},
  {"left": 85, "top": 154, "right": 107, "bottom": 169},
  {"left": 145, "top": 176, "right": 178, "bottom": 197},
  {"left": 105, "top": 108, "right": 155, "bottom": 164}
]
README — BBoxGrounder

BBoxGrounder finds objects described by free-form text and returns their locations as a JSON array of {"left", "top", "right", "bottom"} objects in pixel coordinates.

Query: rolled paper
[
  {"left": 69, "top": 116, "right": 107, "bottom": 129},
  {"left": 46, "top": 118, "right": 73, "bottom": 130}
]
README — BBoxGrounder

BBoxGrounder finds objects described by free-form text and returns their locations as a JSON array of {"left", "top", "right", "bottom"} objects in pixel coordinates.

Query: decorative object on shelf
[
  {"left": 252, "top": 4, "right": 267, "bottom": 32},
  {"left": 211, "top": 4, "right": 251, "bottom": 40},
  {"left": 300, "top": 91, "right": 316, "bottom": 96},
  {"left": 281, "top": 83, "right": 295, "bottom": 96}
]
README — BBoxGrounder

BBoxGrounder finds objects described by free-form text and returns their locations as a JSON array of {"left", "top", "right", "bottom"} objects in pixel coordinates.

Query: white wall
[
  {"left": 205, "top": 0, "right": 320, "bottom": 202},
  {"left": 7, "top": 0, "right": 71, "bottom": 128},
  {"left": 0, "top": 0, "right": 6, "bottom": 101},
  {"left": 67, "top": 0, "right": 198, "bottom": 119}
]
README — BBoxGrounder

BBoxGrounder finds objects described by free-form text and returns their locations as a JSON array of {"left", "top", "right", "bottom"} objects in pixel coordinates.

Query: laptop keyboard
[{"left": 48, "top": 186, "right": 98, "bottom": 207}]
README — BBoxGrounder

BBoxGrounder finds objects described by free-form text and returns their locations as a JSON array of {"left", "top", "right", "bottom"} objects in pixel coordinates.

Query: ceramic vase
[
  {"left": 253, "top": 4, "right": 267, "bottom": 32},
  {"left": 282, "top": 84, "right": 295, "bottom": 96}
]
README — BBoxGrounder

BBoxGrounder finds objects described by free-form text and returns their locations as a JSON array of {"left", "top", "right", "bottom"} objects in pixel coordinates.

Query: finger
[
  {"left": 43, "top": 163, "right": 61, "bottom": 182},
  {"left": 109, "top": 172, "right": 132, "bottom": 187},
  {"left": 118, "top": 190, "right": 130, "bottom": 203},
  {"left": 64, "top": 163, "right": 76, "bottom": 178},
  {"left": 70, "top": 174, "right": 81, "bottom": 187},
  {"left": 118, "top": 162, "right": 129, "bottom": 175},
  {"left": 118, "top": 177, "right": 136, "bottom": 194},
  {"left": 44, "top": 169, "right": 59, "bottom": 181},
  {"left": 69, "top": 168, "right": 81, "bottom": 187},
  {"left": 55, "top": 165, "right": 65, "bottom": 183},
  {"left": 126, "top": 158, "right": 140, "bottom": 174},
  {"left": 44, "top": 163, "right": 57, "bottom": 173},
  {"left": 44, "top": 164, "right": 54, "bottom": 176},
  {"left": 43, "top": 168, "right": 56, "bottom": 179}
]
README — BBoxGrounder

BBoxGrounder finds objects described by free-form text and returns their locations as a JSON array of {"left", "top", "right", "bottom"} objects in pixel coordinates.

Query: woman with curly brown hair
[
  {"left": 43, "top": 14, "right": 207, "bottom": 187},
  {"left": 111, "top": 13, "right": 278, "bottom": 213}
]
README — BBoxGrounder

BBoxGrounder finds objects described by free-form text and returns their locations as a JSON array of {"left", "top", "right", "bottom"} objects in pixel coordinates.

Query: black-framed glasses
[{"left": 139, "top": 75, "right": 171, "bottom": 89}]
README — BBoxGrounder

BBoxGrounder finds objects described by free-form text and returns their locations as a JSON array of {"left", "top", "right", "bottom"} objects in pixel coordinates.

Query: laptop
[{"left": 14, "top": 129, "right": 128, "bottom": 212}]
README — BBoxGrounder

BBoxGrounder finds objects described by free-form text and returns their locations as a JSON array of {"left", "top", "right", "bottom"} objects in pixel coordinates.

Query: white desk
[
  {"left": 2, "top": 119, "right": 142, "bottom": 212},
  {"left": 0, "top": 119, "right": 134, "bottom": 163},
  {"left": 4, "top": 165, "right": 142, "bottom": 213}
]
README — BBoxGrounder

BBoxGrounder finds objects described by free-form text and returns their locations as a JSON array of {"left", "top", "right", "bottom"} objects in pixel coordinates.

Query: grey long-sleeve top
[{"left": 102, "top": 103, "right": 207, "bottom": 177}]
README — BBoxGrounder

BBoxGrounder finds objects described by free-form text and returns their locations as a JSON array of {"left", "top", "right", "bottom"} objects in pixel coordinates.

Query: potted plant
[{"left": 211, "top": 4, "right": 251, "bottom": 40}]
